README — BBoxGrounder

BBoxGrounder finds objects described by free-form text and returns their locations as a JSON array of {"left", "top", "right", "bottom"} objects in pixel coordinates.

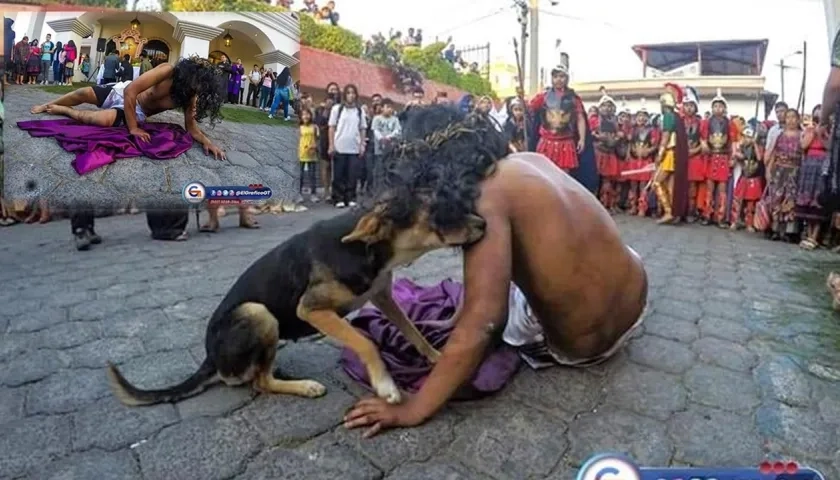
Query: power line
[
  {"left": 537, "top": 8, "right": 627, "bottom": 32},
  {"left": 433, "top": 5, "right": 512, "bottom": 37}
]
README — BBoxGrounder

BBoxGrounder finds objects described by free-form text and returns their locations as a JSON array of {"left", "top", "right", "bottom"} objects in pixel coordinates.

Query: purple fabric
[
  {"left": 17, "top": 119, "right": 194, "bottom": 175},
  {"left": 228, "top": 64, "right": 244, "bottom": 95},
  {"left": 340, "top": 278, "right": 521, "bottom": 397}
]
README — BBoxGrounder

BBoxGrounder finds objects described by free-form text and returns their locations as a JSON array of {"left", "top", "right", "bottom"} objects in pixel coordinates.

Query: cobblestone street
[
  {"left": 4, "top": 86, "right": 300, "bottom": 212},
  {"left": 1, "top": 211, "right": 839, "bottom": 479}
]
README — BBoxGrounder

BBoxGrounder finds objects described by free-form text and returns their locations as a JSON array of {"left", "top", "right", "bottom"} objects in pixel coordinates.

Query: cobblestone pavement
[
  {"left": 1, "top": 211, "right": 840, "bottom": 480},
  {"left": 4, "top": 86, "right": 300, "bottom": 212}
]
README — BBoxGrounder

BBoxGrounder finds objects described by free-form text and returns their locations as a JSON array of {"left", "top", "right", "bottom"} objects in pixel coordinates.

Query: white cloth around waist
[{"left": 101, "top": 81, "right": 147, "bottom": 123}]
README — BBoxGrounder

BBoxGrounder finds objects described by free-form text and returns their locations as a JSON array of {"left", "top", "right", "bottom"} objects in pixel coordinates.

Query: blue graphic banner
[
  {"left": 639, "top": 468, "right": 823, "bottom": 480},
  {"left": 182, "top": 182, "right": 272, "bottom": 205},
  {"left": 576, "top": 454, "right": 824, "bottom": 480}
]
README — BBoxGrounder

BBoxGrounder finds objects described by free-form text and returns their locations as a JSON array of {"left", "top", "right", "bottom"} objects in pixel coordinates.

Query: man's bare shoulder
[{"left": 490, "top": 152, "right": 570, "bottom": 190}]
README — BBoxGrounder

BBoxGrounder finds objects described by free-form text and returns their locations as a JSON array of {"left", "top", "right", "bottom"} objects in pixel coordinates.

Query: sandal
[{"left": 799, "top": 238, "right": 818, "bottom": 250}]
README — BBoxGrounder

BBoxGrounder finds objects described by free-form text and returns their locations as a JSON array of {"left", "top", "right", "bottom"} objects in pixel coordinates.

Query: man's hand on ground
[
  {"left": 204, "top": 143, "right": 226, "bottom": 161},
  {"left": 343, "top": 396, "right": 425, "bottom": 438},
  {"left": 130, "top": 127, "right": 151, "bottom": 143}
]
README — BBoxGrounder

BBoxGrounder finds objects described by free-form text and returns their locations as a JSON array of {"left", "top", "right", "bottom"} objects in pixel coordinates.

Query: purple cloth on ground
[
  {"left": 340, "top": 278, "right": 521, "bottom": 397},
  {"left": 17, "top": 119, "right": 194, "bottom": 175}
]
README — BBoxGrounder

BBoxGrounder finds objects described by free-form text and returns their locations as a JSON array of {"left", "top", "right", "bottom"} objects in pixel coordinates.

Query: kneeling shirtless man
[
  {"left": 344, "top": 106, "right": 648, "bottom": 437},
  {"left": 30, "top": 57, "right": 258, "bottom": 247}
]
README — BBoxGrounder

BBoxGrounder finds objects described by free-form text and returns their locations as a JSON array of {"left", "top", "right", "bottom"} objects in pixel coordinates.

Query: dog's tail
[{"left": 106, "top": 358, "right": 218, "bottom": 406}]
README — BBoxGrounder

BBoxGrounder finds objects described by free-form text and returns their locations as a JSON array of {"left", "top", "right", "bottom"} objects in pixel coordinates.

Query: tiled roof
[{"left": 300, "top": 45, "right": 467, "bottom": 105}]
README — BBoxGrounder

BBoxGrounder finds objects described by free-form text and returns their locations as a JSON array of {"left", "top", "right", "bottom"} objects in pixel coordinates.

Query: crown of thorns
[{"left": 391, "top": 113, "right": 488, "bottom": 158}]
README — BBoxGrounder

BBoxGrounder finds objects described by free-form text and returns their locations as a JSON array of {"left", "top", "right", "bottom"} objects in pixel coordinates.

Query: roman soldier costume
[
  {"left": 625, "top": 99, "right": 656, "bottom": 215},
  {"left": 652, "top": 83, "right": 690, "bottom": 224},
  {"left": 595, "top": 92, "right": 621, "bottom": 209},
  {"left": 682, "top": 86, "right": 706, "bottom": 217},
  {"left": 700, "top": 88, "right": 737, "bottom": 225},
  {"left": 615, "top": 100, "right": 633, "bottom": 182},
  {"left": 528, "top": 51, "right": 582, "bottom": 171},
  {"left": 527, "top": 50, "right": 598, "bottom": 193},
  {"left": 731, "top": 126, "right": 766, "bottom": 230}
]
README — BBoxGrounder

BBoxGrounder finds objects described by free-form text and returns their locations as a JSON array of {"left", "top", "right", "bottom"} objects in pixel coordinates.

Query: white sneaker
[
  {"left": 310, "top": 195, "right": 319, "bottom": 203},
  {"left": 348, "top": 201, "right": 357, "bottom": 207},
  {"left": 268, "top": 114, "right": 274, "bottom": 119},
  {"left": 284, "top": 116, "right": 291, "bottom": 121},
  {"left": 335, "top": 202, "right": 346, "bottom": 208}
]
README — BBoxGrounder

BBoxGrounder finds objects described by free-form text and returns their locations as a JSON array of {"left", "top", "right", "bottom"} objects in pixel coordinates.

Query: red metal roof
[{"left": 300, "top": 45, "right": 468, "bottom": 105}]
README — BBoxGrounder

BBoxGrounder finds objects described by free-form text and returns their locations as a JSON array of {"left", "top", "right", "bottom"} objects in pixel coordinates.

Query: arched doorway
[
  {"left": 208, "top": 50, "right": 230, "bottom": 64},
  {"left": 143, "top": 39, "right": 170, "bottom": 67}
]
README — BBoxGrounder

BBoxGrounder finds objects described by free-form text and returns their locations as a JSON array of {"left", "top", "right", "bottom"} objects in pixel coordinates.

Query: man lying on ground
[
  {"left": 343, "top": 105, "right": 649, "bottom": 437},
  {"left": 29, "top": 56, "right": 259, "bottom": 248}
]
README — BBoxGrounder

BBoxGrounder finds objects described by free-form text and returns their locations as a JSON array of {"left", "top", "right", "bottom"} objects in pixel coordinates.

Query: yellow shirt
[{"left": 299, "top": 124, "right": 317, "bottom": 162}]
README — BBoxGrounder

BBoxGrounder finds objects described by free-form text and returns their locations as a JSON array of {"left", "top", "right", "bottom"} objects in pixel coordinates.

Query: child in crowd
[
  {"left": 504, "top": 98, "right": 527, "bottom": 152},
  {"left": 298, "top": 107, "right": 319, "bottom": 202},
  {"left": 370, "top": 98, "right": 401, "bottom": 191},
  {"left": 730, "top": 127, "right": 765, "bottom": 231}
]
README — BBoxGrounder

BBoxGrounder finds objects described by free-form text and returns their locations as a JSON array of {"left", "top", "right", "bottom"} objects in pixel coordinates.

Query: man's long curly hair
[
  {"left": 371, "top": 104, "right": 509, "bottom": 233},
  {"left": 170, "top": 56, "right": 226, "bottom": 127}
]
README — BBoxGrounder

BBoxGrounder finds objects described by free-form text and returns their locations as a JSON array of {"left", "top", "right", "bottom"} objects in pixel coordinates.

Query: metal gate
[{"left": 458, "top": 42, "right": 490, "bottom": 80}]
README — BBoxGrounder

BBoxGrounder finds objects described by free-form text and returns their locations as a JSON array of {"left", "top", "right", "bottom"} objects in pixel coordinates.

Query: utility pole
[
  {"left": 798, "top": 41, "right": 808, "bottom": 113},
  {"left": 516, "top": 0, "right": 528, "bottom": 89},
  {"left": 775, "top": 48, "right": 803, "bottom": 104},
  {"left": 527, "top": 0, "right": 540, "bottom": 95},
  {"left": 779, "top": 59, "right": 786, "bottom": 102}
]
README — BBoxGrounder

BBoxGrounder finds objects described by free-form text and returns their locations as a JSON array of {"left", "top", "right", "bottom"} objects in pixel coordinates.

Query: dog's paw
[
  {"left": 373, "top": 375, "right": 401, "bottom": 404},
  {"left": 300, "top": 380, "right": 327, "bottom": 398}
]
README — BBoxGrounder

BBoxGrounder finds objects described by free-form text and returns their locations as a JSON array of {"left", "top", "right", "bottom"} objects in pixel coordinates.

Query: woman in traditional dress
[
  {"left": 13, "top": 36, "right": 30, "bottom": 85},
  {"left": 25, "top": 39, "right": 41, "bottom": 85},
  {"left": 765, "top": 108, "right": 803, "bottom": 241},
  {"left": 795, "top": 105, "right": 830, "bottom": 249}
]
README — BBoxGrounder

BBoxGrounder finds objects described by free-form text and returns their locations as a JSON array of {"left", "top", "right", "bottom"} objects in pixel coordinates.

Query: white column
[
  {"left": 255, "top": 49, "right": 297, "bottom": 77},
  {"left": 46, "top": 18, "right": 94, "bottom": 82},
  {"left": 173, "top": 20, "right": 223, "bottom": 60}
]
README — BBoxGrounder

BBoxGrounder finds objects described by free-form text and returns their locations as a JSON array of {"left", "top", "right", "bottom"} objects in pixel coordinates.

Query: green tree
[
  {"left": 299, "top": 13, "right": 364, "bottom": 58},
  {"left": 402, "top": 42, "right": 493, "bottom": 96},
  {"left": 163, "top": 0, "right": 284, "bottom": 11}
]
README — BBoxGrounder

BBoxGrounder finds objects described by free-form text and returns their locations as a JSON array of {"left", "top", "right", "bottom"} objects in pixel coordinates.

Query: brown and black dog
[{"left": 107, "top": 200, "right": 486, "bottom": 406}]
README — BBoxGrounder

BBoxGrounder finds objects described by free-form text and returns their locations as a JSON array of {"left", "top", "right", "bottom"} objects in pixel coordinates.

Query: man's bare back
[
  {"left": 134, "top": 78, "right": 176, "bottom": 118},
  {"left": 482, "top": 152, "right": 647, "bottom": 359}
]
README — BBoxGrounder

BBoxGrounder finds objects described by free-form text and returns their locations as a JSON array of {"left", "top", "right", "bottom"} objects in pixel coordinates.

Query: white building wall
[{"left": 8, "top": 11, "right": 299, "bottom": 58}]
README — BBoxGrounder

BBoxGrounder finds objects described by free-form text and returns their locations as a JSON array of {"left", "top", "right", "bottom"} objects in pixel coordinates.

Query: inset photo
[{"left": 2, "top": 11, "right": 300, "bottom": 229}]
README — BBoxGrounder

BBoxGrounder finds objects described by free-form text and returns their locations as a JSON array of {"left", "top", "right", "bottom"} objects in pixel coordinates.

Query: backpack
[{"left": 336, "top": 104, "right": 362, "bottom": 126}]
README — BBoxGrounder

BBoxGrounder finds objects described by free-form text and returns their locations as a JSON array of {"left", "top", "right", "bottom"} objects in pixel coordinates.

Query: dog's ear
[{"left": 342, "top": 211, "right": 391, "bottom": 244}]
